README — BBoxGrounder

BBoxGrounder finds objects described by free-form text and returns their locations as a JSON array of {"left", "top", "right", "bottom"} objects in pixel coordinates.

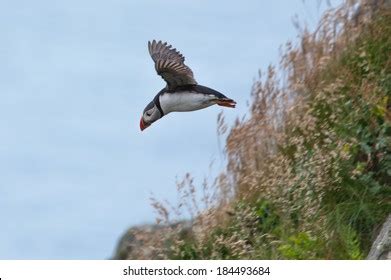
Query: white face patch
[
  {"left": 159, "top": 91, "right": 216, "bottom": 114},
  {"left": 143, "top": 106, "right": 161, "bottom": 124}
]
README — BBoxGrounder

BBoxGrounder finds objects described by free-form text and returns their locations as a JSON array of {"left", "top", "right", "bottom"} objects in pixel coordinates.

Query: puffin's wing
[{"left": 148, "top": 40, "right": 197, "bottom": 91}]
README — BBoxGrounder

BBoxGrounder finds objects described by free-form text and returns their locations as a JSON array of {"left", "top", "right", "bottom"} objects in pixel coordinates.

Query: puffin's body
[{"left": 140, "top": 40, "right": 236, "bottom": 131}]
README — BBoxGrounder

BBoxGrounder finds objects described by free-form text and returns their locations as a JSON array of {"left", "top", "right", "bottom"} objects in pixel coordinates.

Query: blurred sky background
[{"left": 0, "top": 0, "right": 340, "bottom": 259}]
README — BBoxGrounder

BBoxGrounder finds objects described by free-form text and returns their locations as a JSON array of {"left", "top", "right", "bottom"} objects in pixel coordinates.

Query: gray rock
[
  {"left": 112, "top": 221, "right": 192, "bottom": 260},
  {"left": 367, "top": 214, "right": 391, "bottom": 260}
]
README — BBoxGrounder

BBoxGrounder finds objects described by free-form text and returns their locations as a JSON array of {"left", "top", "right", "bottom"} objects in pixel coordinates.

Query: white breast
[{"left": 159, "top": 91, "right": 217, "bottom": 114}]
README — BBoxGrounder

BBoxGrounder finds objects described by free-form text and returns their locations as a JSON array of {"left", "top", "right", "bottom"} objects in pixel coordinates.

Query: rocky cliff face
[
  {"left": 113, "top": 222, "right": 191, "bottom": 260},
  {"left": 367, "top": 215, "right": 391, "bottom": 260},
  {"left": 113, "top": 224, "right": 163, "bottom": 260}
]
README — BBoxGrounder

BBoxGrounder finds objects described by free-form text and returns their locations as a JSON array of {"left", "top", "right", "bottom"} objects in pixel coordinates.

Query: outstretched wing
[{"left": 148, "top": 40, "right": 197, "bottom": 91}]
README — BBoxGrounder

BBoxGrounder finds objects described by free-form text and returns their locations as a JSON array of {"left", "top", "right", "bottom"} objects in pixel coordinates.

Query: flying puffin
[{"left": 140, "top": 40, "right": 236, "bottom": 131}]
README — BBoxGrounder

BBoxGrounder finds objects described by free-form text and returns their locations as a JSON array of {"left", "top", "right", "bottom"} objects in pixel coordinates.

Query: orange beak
[{"left": 140, "top": 118, "right": 149, "bottom": 131}]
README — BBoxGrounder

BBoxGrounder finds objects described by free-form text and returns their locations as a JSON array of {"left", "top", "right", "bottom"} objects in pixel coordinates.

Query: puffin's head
[{"left": 140, "top": 100, "right": 162, "bottom": 131}]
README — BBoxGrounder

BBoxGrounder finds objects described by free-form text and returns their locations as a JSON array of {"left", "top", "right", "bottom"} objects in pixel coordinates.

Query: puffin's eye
[{"left": 146, "top": 111, "right": 152, "bottom": 117}]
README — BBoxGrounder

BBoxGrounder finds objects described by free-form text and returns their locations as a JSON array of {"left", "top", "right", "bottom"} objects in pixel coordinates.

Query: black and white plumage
[{"left": 140, "top": 40, "right": 236, "bottom": 131}]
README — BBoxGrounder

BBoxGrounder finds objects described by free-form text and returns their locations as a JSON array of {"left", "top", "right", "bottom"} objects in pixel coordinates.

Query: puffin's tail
[{"left": 216, "top": 98, "right": 237, "bottom": 108}]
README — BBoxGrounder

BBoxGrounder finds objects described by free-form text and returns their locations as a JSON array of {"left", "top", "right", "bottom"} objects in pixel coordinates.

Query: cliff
[{"left": 114, "top": 0, "right": 391, "bottom": 260}]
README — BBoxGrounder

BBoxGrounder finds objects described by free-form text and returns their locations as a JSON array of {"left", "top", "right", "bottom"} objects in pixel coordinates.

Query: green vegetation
[{"left": 144, "top": 1, "right": 391, "bottom": 260}]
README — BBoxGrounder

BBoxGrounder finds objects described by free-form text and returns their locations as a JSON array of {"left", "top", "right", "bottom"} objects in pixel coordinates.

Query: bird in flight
[{"left": 140, "top": 40, "right": 236, "bottom": 131}]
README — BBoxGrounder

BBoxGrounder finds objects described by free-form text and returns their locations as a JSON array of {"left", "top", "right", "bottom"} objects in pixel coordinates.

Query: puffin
[{"left": 140, "top": 40, "right": 236, "bottom": 131}]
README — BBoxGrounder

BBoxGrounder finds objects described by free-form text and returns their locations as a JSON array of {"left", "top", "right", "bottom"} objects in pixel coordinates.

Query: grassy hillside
[{"left": 121, "top": 1, "right": 391, "bottom": 260}]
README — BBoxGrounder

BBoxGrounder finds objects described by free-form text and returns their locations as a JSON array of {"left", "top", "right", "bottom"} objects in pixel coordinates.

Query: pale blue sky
[{"left": 0, "top": 0, "right": 337, "bottom": 259}]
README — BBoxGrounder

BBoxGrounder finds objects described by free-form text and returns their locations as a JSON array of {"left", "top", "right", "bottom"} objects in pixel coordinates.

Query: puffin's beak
[{"left": 140, "top": 118, "right": 149, "bottom": 131}]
